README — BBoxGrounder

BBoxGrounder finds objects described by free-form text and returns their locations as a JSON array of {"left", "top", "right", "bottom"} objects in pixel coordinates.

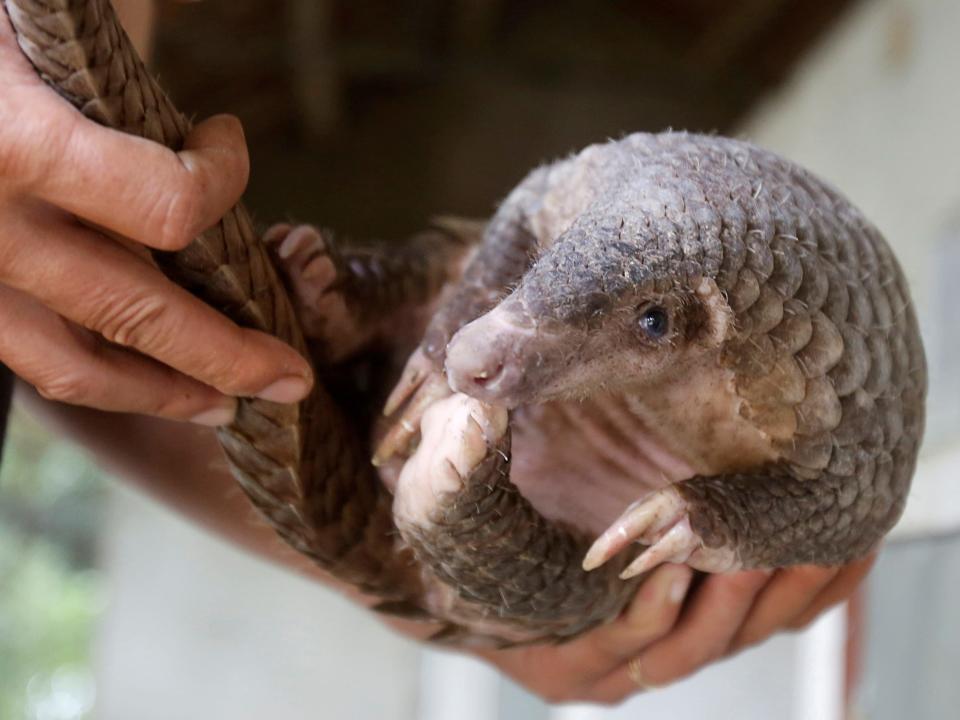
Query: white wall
[{"left": 95, "top": 485, "right": 422, "bottom": 720}]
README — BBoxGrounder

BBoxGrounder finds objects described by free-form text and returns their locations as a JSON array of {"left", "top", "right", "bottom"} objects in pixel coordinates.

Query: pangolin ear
[{"left": 690, "top": 278, "right": 735, "bottom": 347}]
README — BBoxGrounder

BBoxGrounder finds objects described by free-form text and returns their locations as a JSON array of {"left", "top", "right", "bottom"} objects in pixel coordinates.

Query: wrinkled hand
[
  {"left": 473, "top": 556, "right": 875, "bottom": 705},
  {"left": 0, "top": 15, "right": 312, "bottom": 424}
]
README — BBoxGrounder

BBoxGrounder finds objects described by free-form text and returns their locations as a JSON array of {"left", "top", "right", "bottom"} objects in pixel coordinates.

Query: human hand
[
  {"left": 473, "top": 555, "right": 875, "bottom": 705},
  {"left": 0, "top": 14, "right": 312, "bottom": 425}
]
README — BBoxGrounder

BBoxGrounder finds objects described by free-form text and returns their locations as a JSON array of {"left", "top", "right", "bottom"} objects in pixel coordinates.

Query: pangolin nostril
[{"left": 473, "top": 363, "right": 505, "bottom": 386}]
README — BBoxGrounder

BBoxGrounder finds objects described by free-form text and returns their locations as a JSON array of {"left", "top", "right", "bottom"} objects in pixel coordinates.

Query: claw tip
[
  {"left": 581, "top": 546, "right": 605, "bottom": 572},
  {"left": 620, "top": 553, "right": 655, "bottom": 580}
]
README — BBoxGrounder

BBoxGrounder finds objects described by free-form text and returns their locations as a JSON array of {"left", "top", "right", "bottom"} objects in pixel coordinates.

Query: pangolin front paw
[
  {"left": 265, "top": 223, "right": 360, "bottom": 361},
  {"left": 583, "top": 487, "right": 741, "bottom": 577},
  {"left": 372, "top": 347, "right": 452, "bottom": 466},
  {"left": 393, "top": 393, "right": 508, "bottom": 527}
]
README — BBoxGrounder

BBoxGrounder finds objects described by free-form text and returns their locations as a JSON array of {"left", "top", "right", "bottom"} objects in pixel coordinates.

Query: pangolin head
[{"left": 444, "top": 217, "right": 733, "bottom": 407}]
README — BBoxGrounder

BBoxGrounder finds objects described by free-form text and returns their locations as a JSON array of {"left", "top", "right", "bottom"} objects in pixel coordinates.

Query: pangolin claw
[
  {"left": 583, "top": 486, "right": 742, "bottom": 576},
  {"left": 374, "top": 349, "right": 452, "bottom": 466},
  {"left": 582, "top": 488, "right": 687, "bottom": 571},
  {"left": 383, "top": 347, "right": 434, "bottom": 417},
  {"left": 619, "top": 517, "right": 700, "bottom": 579}
]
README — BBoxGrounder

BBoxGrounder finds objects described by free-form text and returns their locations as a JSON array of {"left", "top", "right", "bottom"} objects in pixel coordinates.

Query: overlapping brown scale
[
  {"left": 723, "top": 333, "right": 779, "bottom": 377},
  {"left": 830, "top": 326, "right": 871, "bottom": 397},
  {"left": 743, "top": 283, "right": 786, "bottom": 335},
  {"left": 745, "top": 228, "right": 776, "bottom": 282},
  {"left": 686, "top": 201, "right": 725, "bottom": 277},
  {"left": 769, "top": 299, "right": 814, "bottom": 354},
  {"left": 728, "top": 268, "right": 762, "bottom": 315},
  {"left": 796, "top": 311, "right": 845, "bottom": 378},
  {"left": 846, "top": 282, "right": 876, "bottom": 330},
  {"left": 793, "top": 375, "right": 843, "bottom": 437},
  {"left": 766, "top": 235, "right": 805, "bottom": 299},
  {"left": 782, "top": 431, "right": 833, "bottom": 472},
  {"left": 738, "top": 355, "right": 807, "bottom": 407},
  {"left": 739, "top": 400, "right": 799, "bottom": 443},
  {"left": 716, "top": 199, "right": 749, "bottom": 288}
]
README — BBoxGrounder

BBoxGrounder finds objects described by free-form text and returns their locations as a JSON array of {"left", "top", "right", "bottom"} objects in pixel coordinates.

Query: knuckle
[
  {"left": 220, "top": 115, "right": 250, "bottom": 184},
  {"left": 702, "top": 630, "right": 731, "bottom": 661},
  {"left": 623, "top": 612, "right": 674, "bottom": 645},
  {"left": 191, "top": 328, "right": 250, "bottom": 391},
  {"left": 148, "top": 381, "right": 198, "bottom": 419},
  {"left": 786, "top": 616, "right": 815, "bottom": 632},
  {"left": 0, "top": 112, "right": 61, "bottom": 194},
  {"left": 543, "top": 679, "right": 627, "bottom": 706},
  {"left": 0, "top": 229, "right": 23, "bottom": 278},
  {"left": 787, "top": 602, "right": 838, "bottom": 631},
  {"left": 719, "top": 570, "right": 772, "bottom": 598},
  {"left": 528, "top": 676, "right": 594, "bottom": 706},
  {"left": 217, "top": 115, "right": 250, "bottom": 173},
  {"left": 666, "top": 642, "right": 725, "bottom": 683},
  {"left": 86, "top": 291, "right": 172, "bottom": 351},
  {"left": 151, "top": 171, "right": 202, "bottom": 250},
  {"left": 731, "top": 625, "right": 763, "bottom": 651},
  {"left": 0, "top": 135, "right": 23, "bottom": 187},
  {"left": 538, "top": 688, "right": 567, "bottom": 705},
  {"left": 790, "top": 565, "right": 835, "bottom": 585},
  {"left": 187, "top": 114, "right": 249, "bottom": 208},
  {"left": 698, "top": 639, "right": 729, "bottom": 667},
  {"left": 539, "top": 685, "right": 581, "bottom": 705},
  {"left": 194, "top": 350, "right": 242, "bottom": 393},
  {"left": 586, "top": 692, "right": 626, "bottom": 708},
  {"left": 35, "top": 372, "right": 93, "bottom": 405}
]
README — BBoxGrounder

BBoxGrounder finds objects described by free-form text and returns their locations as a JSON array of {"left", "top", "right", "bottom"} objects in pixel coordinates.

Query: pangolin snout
[{"left": 445, "top": 305, "right": 534, "bottom": 406}]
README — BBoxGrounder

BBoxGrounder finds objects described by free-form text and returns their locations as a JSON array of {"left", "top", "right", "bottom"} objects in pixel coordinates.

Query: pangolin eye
[{"left": 638, "top": 306, "right": 670, "bottom": 339}]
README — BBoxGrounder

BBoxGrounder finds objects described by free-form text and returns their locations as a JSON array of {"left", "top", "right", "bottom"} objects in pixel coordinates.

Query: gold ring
[{"left": 626, "top": 658, "right": 655, "bottom": 690}]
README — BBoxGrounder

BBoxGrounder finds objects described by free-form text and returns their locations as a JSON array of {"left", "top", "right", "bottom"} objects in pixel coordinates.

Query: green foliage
[{"left": 0, "top": 412, "right": 105, "bottom": 720}]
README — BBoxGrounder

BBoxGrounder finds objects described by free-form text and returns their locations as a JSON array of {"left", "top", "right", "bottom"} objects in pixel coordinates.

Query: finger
[
  {"left": 16, "top": 109, "right": 249, "bottom": 251},
  {"left": 0, "top": 284, "right": 236, "bottom": 424},
  {"left": 788, "top": 554, "right": 876, "bottom": 630},
  {"left": 728, "top": 565, "right": 839, "bottom": 652},
  {"left": 589, "top": 565, "right": 694, "bottom": 663},
  {"left": 544, "top": 566, "right": 694, "bottom": 701},
  {"left": 562, "top": 566, "right": 694, "bottom": 705},
  {"left": 603, "top": 570, "right": 770, "bottom": 695},
  {"left": 465, "top": 567, "right": 693, "bottom": 705},
  {"left": 0, "top": 204, "right": 312, "bottom": 401}
]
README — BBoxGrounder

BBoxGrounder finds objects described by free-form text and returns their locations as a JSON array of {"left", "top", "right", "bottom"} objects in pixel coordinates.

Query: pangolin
[{"left": 6, "top": 0, "right": 926, "bottom": 645}]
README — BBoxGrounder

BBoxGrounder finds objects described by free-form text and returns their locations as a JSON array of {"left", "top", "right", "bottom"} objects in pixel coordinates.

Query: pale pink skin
[
  {"left": 383, "top": 390, "right": 690, "bottom": 531},
  {"left": 381, "top": 339, "right": 752, "bottom": 579},
  {"left": 270, "top": 222, "right": 754, "bottom": 595},
  {"left": 382, "top": 386, "right": 743, "bottom": 580}
]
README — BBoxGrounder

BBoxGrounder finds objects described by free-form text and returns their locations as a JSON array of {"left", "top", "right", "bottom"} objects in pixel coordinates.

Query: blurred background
[{"left": 2, "top": 0, "right": 958, "bottom": 717}]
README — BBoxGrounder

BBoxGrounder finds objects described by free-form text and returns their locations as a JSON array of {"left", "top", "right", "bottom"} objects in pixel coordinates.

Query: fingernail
[
  {"left": 256, "top": 376, "right": 312, "bottom": 403},
  {"left": 278, "top": 231, "right": 309, "bottom": 259},
  {"left": 190, "top": 402, "right": 237, "bottom": 427},
  {"left": 263, "top": 223, "right": 292, "bottom": 244},
  {"left": 627, "top": 565, "right": 691, "bottom": 626},
  {"left": 669, "top": 570, "right": 693, "bottom": 604}
]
